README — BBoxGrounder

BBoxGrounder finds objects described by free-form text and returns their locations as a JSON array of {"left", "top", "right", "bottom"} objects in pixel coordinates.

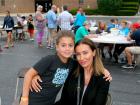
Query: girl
[
  {"left": 20, "top": 31, "right": 112, "bottom": 105},
  {"left": 27, "top": 14, "right": 34, "bottom": 41},
  {"left": 20, "top": 30, "right": 76, "bottom": 105}
]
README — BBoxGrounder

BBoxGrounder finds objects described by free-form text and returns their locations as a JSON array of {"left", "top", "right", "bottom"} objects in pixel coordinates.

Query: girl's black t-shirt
[{"left": 29, "top": 54, "right": 77, "bottom": 105}]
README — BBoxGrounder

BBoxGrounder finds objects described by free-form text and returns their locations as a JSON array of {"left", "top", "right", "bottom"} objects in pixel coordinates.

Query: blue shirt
[
  {"left": 74, "top": 13, "right": 86, "bottom": 27},
  {"left": 46, "top": 10, "right": 57, "bottom": 29},
  {"left": 119, "top": 27, "right": 130, "bottom": 36},
  {"left": 107, "top": 23, "right": 115, "bottom": 32}
]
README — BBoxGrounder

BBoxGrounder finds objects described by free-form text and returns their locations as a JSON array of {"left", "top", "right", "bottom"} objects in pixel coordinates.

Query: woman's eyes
[{"left": 76, "top": 51, "right": 88, "bottom": 56}]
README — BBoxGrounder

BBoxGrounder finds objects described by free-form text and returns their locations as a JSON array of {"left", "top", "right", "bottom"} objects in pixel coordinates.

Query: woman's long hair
[{"left": 74, "top": 38, "right": 105, "bottom": 77}]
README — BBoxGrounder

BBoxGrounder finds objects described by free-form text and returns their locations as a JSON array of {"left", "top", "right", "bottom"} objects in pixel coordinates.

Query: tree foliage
[{"left": 97, "top": 0, "right": 123, "bottom": 15}]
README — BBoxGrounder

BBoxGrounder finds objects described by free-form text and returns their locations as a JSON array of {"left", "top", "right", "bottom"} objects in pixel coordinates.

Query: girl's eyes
[{"left": 61, "top": 44, "right": 74, "bottom": 47}]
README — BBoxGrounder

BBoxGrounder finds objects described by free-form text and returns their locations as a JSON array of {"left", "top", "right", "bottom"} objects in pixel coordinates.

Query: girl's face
[
  {"left": 100, "top": 22, "right": 105, "bottom": 29},
  {"left": 75, "top": 44, "right": 95, "bottom": 69},
  {"left": 56, "top": 37, "right": 74, "bottom": 60}
]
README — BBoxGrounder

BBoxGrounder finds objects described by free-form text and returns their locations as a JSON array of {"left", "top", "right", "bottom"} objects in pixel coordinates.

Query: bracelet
[{"left": 21, "top": 97, "right": 28, "bottom": 101}]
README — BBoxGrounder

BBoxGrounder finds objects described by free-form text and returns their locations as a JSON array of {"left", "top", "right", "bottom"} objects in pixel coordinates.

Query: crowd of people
[{"left": 0, "top": 4, "right": 140, "bottom": 105}]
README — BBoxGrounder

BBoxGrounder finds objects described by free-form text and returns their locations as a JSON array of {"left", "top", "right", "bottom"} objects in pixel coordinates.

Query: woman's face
[
  {"left": 75, "top": 43, "right": 96, "bottom": 69},
  {"left": 56, "top": 37, "right": 74, "bottom": 60}
]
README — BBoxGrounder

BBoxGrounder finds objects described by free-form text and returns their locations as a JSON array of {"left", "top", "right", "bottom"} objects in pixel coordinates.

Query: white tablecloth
[{"left": 90, "top": 34, "right": 135, "bottom": 44}]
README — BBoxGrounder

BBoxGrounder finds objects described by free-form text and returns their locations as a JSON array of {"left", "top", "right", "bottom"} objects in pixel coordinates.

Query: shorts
[
  {"left": 128, "top": 46, "right": 140, "bottom": 54},
  {"left": 6, "top": 30, "right": 12, "bottom": 33},
  {"left": 28, "top": 29, "right": 34, "bottom": 34}
]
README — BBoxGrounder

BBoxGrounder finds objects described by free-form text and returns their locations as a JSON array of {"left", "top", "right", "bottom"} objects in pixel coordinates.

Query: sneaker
[
  {"left": 38, "top": 44, "right": 43, "bottom": 48},
  {"left": 30, "top": 38, "right": 34, "bottom": 41},
  {"left": 122, "top": 64, "right": 134, "bottom": 69},
  {"left": 49, "top": 46, "right": 54, "bottom": 49}
]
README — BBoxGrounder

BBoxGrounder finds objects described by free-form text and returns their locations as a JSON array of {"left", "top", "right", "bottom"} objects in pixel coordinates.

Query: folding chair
[
  {"left": 12, "top": 67, "right": 29, "bottom": 105},
  {"left": 106, "top": 93, "right": 113, "bottom": 105},
  {"left": 133, "top": 54, "right": 140, "bottom": 70}
]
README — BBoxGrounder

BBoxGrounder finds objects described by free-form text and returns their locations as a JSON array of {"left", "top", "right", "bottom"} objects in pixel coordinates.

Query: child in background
[{"left": 27, "top": 14, "right": 34, "bottom": 41}]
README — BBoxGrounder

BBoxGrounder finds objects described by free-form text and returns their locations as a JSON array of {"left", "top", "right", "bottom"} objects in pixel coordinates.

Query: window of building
[
  {"left": 79, "top": 0, "right": 84, "bottom": 3},
  {"left": 1, "top": 0, "right": 5, "bottom": 6}
]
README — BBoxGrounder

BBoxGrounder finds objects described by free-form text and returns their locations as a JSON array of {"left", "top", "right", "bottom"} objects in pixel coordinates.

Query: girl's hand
[
  {"left": 30, "top": 75, "right": 42, "bottom": 92},
  {"left": 103, "top": 68, "right": 112, "bottom": 82},
  {"left": 20, "top": 97, "right": 28, "bottom": 105}
]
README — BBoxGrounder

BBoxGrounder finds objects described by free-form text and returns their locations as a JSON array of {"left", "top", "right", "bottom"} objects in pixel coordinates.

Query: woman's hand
[
  {"left": 103, "top": 68, "right": 112, "bottom": 82},
  {"left": 30, "top": 75, "right": 42, "bottom": 92}
]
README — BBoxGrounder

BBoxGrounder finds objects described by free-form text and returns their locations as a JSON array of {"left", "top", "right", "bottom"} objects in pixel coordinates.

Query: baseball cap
[{"left": 131, "top": 22, "right": 140, "bottom": 29}]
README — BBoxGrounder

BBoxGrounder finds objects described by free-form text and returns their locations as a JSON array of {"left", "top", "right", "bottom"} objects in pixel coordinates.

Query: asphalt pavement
[
  {"left": 0, "top": 36, "right": 140, "bottom": 105},
  {"left": 0, "top": 15, "right": 140, "bottom": 105}
]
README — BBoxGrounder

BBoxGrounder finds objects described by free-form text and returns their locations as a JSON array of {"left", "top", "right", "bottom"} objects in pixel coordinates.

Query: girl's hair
[
  {"left": 74, "top": 38, "right": 105, "bottom": 76},
  {"left": 98, "top": 20, "right": 107, "bottom": 30},
  {"left": 56, "top": 30, "right": 75, "bottom": 45}
]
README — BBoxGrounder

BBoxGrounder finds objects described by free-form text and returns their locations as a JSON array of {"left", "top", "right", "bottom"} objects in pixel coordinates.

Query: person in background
[
  {"left": 2, "top": 10, "right": 14, "bottom": 48},
  {"left": 27, "top": 14, "right": 34, "bottom": 41},
  {"left": 54, "top": 38, "right": 110, "bottom": 105},
  {"left": 114, "top": 18, "right": 120, "bottom": 29},
  {"left": 75, "top": 21, "right": 97, "bottom": 43},
  {"left": 73, "top": 7, "right": 86, "bottom": 33},
  {"left": 96, "top": 20, "right": 108, "bottom": 34},
  {"left": 113, "top": 20, "right": 130, "bottom": 63},
  {"left": 122, "top": 22, "right": 140, "bottom": 68},
  {"left": 57, "top": 5, "right": 74, "bottom": 30},
  {"left": 119, "top": 20, "right": 130, "bottom": 36},
  {"left": 107, "top": 18, "right": 120, "bottom": 32},
  {"left": 46, "top": 5, "right": 57, "bottom": 49},
  {"left": 35, "top": 5, "right": 46, "bottom": 47},
  {"left": 96, "top": 20, "right": 113, "bottom": 59}
]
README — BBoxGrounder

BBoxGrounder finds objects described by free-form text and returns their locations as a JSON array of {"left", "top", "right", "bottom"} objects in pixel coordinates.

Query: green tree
[{"left": 97, "top": 0, "right": 122, "bottom": 15}]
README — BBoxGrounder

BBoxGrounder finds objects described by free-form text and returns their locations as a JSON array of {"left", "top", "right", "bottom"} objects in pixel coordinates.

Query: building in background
[{"left": 0, "top": 0, "right": 97, "bottom": 13}]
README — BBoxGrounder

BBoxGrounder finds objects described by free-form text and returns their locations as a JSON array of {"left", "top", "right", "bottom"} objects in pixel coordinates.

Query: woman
[
  {"left": 96, "top": 20, "right": 108, "bottom": 34},
  {"left": 35, "top": 5, "right": 45, "bottom": 47},
  {"left": 96, "top": 21, "right": 113, "bottom": 59},
  {"left": 54, "top": 38, "right": 110, "bottom": 105},
  {"left": 3, "top": 10, "right": 14, "bottom": 48}
]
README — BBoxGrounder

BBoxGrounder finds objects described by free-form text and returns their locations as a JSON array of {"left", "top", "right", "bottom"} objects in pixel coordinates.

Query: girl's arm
[
  {"left": 20, "top": 67, "right": 38, "bottom": 105},
  {"left": 103, "top": 68, "right": 112, "bottom": 82}
]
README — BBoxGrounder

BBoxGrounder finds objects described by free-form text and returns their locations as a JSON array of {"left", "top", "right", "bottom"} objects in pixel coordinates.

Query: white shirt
[{"left": 58, "top": 11, "right": 74, "bottom": 30}]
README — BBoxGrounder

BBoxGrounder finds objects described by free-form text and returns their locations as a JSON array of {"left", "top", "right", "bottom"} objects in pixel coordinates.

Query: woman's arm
[{"left": 20, "top": 67, "right": 38, "bottom": 105}]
